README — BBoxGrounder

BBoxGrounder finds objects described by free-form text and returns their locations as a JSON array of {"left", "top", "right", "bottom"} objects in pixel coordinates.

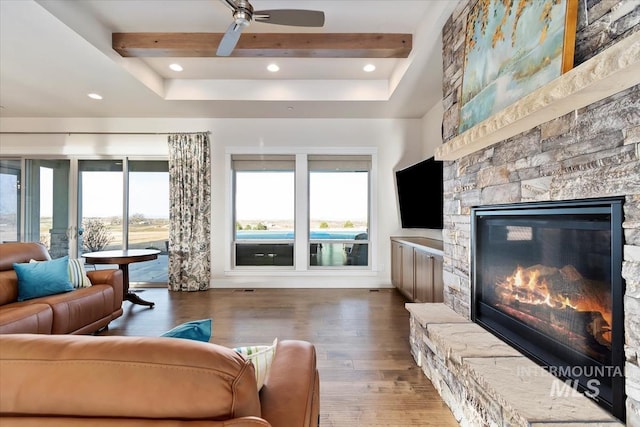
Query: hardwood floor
[{"left": 99, "top": 287, "right": 459, "bottom": 427}]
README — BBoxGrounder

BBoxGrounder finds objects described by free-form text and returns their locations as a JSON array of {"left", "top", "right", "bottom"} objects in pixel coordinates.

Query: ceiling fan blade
[
  {"left": 220, "top": 0, "right": 238, "bottom": 12},
  {"left": 217, "top": 22, "right": 244, "bottom": 56},
  {"left": 254, "top": 10, "right": 325, "bottom": 27}
]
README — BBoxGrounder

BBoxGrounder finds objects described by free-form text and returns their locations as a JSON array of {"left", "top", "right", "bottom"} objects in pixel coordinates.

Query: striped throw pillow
[
  {"left": 234, "top": 338, "right": 278, "bottom": 390},
  {"left": 68, "top": 258, "right": 91, "bottom": 288}
]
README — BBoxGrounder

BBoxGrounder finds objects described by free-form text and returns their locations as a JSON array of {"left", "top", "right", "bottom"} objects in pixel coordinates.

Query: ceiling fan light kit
[{"left": 231, "top": 1, "right": 252, "bottom": 26}]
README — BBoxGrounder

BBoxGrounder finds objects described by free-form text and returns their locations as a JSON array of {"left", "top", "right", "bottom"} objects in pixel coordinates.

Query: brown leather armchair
[{"left": 0, "top": 334, "right": 320, "bottom": 427}]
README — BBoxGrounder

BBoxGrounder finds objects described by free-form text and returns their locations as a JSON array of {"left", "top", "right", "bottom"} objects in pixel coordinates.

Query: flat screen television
[{"left": 395, "top": 156, "right": 443, "bottom": 229}]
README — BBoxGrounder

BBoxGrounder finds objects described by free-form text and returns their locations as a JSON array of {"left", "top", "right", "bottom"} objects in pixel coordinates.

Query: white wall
[
  {"left": 422, "top": 101, "right": 444, "bottom": 158},
  {"left": 394, "top": 101, "right": 446, "bottom": 242},
  {"left": 0, "top": 116, "right": 431, "bottom": 288}
]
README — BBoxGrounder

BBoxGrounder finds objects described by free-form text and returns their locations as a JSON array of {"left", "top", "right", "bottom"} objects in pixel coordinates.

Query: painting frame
[{"left": 458, "top": 0, "right": 578, "bottom": 133}]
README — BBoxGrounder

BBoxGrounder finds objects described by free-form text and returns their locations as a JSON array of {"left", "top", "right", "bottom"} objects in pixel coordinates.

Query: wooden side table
[{"left": 83, "top": 249, "right": 160, "bottom": 307}]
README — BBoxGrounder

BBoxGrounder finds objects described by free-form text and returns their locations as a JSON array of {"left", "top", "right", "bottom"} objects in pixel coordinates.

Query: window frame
[
  {"left": 308, "top": 155, "right": 371, "bottom": 269},
  {"left": 226, "top": 149, "right": 377, "bottom": 274}
]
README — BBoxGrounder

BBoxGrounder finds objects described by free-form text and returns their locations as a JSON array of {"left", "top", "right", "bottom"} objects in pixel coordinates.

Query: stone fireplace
[
  {"left": 406, "top": 1, "right": 639, "bottom": 426},
  {"left": 472, "top": 197, "right": 625, "bottom": 418}
]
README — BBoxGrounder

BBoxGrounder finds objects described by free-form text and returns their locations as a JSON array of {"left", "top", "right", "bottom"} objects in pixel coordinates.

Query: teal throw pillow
[
  {"left": 30, "top": 258, "right": 92, "bottom": 288},
  {"left": 161, "top": 318, "right": 212, "bottom": 342},
  {"left": 14, "top": 256, "right": 74, "bottom": 301}
]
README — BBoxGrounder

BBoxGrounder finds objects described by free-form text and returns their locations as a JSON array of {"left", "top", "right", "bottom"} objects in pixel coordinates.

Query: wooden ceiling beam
[{"left": 112, "top": 32, "right": 412, "bottom": 58}]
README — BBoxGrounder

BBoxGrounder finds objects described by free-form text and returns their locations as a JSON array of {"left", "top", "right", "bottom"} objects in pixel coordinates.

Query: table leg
[{"left": 120, "top": 264, "right": 155, "bottom": 308}]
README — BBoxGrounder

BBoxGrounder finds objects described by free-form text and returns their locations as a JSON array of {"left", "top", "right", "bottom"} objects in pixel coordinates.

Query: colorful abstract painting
[{"left": 459, "top": 0, "right": 577, "bottom": 133}]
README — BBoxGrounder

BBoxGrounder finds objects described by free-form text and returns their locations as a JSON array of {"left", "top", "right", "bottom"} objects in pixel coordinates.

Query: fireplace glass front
[{"left": 471, "top": 198, "right": 624, "bottom": 420}]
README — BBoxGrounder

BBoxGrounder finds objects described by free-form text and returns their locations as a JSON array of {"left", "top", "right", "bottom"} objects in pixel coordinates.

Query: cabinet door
[
  {"left": 432, "top": 255, "right": 444, "bottom": 303},
  {"left": 391, "top": 241, "right": 403, "bottom": 288},
  {"left": 401, "top": 245, "right": 415, "bottom": 300},
  {"left": 414, "top": 250, "right": 434, "bottom": 303}
]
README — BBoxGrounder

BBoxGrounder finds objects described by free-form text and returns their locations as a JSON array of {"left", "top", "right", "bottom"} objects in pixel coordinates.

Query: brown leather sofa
[
  {"left": 0, "top": 242, "right": 123, "bottom": 334},
  {"left": 0, "top": 334, "right": 320, "bottom": 427}
]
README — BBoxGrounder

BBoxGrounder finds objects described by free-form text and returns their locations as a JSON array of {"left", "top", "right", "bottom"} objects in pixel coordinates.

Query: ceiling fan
[{"left": 217, "top": 0, "right": 325, "bottom": 56}]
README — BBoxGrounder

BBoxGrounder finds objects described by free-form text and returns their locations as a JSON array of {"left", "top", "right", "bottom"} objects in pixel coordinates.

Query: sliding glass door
[
  {"left": 78, "top": 159, "right": 169, "bottom": 284},
  {"left": 0, "top": 159, "right": 22, "bottom": 243},
  {"left": 1, "top": 157, "right": 169, "bottom": 284},
  {"left": 24, "top": 160, "right": 71, "bottom": 259},
  {"left": 127, "top": 160, "right": 169, "bottom": 283},
  {"left": 78, "top": 160, "right": 123, "bottom": 254}
]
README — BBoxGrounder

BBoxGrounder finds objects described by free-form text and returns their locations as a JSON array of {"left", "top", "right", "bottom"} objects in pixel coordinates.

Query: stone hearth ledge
[{"left": 406, "top": 302, "right": 623, "bottom": 426}]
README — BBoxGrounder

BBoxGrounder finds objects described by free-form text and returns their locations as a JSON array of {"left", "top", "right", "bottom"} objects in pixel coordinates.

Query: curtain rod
[{"left": 0, "top": 131, "right": 210, "bottom": 135}]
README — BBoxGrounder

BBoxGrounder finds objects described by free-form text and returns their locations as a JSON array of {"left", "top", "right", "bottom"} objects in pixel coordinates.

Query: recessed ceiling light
[
  {"left": 87, "top": 93, "right": 103, "bottom": 100},
  {"left": 169, "top": 63, "right": 183, "bottom": 72},
  {"left": 363, "top": 64, "right": 376, "bottom": 72},
  {"left": 267, "top": 63, "right": 280, "bottom": 72}
]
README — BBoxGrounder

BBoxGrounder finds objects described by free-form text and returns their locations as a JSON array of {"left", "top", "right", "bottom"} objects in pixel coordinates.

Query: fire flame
[
  {"left": 504, "top": 266, "right": 576, "bottom": 309},
  {"left": 496, "top": 265, "right": 612, "bottom": 344}
]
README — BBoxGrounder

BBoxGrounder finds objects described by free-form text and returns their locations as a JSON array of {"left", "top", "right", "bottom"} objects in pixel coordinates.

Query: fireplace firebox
[{"left": 471, "top": 198, "right": 625, "bottom": 420}]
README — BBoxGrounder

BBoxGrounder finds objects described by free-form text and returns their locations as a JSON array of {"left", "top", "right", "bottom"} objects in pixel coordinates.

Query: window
[
  {"left": 309, "top": 156, "right": 370, "bottom": 267},
  {"left": 232, "top": 155, "right": 295, "bottom": 267},
  {"left": 231, "top": 154, "right": 372, "bottom": 269}
]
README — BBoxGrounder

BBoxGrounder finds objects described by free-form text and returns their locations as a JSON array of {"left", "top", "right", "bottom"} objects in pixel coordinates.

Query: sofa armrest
[
  {"left": 86, "top": 269, "right": 124, "bottom": 310},
  {"left": 259, "top": 340, "right": 319, "bottom": 427}
]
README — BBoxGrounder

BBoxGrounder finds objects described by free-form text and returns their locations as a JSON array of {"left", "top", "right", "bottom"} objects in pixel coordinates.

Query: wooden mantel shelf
[{"left": 435, "top": 31, "right": 640, "bottom": 161}]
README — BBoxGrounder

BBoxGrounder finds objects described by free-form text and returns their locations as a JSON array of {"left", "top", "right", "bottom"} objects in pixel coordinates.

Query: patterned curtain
[{"left": 167, "top": 132, "right": 211, "bottom": 291}]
